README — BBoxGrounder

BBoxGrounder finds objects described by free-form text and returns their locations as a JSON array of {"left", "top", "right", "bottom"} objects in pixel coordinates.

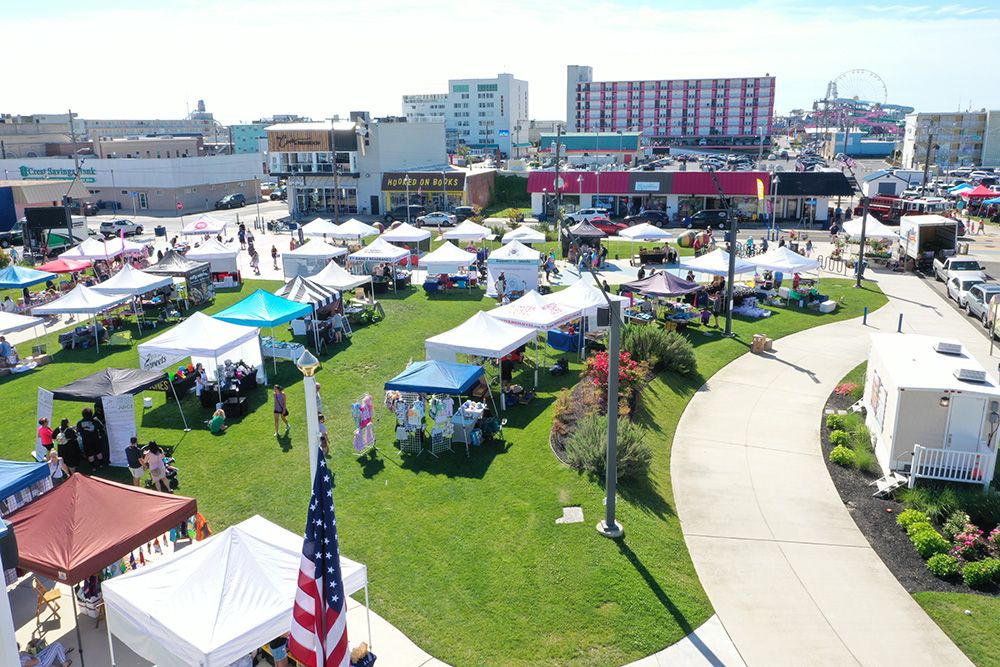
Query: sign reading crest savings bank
[{"left": 19, "top": 164, "right": 97, "bottom": 183}]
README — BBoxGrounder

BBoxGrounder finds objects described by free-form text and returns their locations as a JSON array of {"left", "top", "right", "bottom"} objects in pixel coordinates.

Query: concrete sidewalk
[{"left": 672, "top": 268, "right": 986, "bottom": 666}]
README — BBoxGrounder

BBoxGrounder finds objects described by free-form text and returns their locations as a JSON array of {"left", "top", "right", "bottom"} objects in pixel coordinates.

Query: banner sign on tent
[
  {"left": 36, "top": 388, "right": 53, "bottom": 461},
  {"left": 102, "top": 395, "right": 136, "bottom": 468}
]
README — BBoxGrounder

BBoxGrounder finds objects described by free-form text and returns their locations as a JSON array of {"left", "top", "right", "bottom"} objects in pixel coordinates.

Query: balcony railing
[{"left": 909, "top": 444, "right": 995, "bottom": 489}]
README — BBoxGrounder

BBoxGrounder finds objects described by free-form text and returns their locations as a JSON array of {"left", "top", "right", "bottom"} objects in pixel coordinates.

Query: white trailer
[{"left": 864, "top": 333, "right": 1000, "bottom": 489}]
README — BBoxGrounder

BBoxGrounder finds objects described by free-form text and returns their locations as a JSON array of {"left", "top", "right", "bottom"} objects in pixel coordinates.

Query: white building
[
  {"left": 0, "top": 154, "right": 265, "bottom": 214},
  {"left": 566, "top": 65, "right": 593, "bottom": 126},
  {"left": 402, "top": 94, "right": 447, "bottom": 123},
  {"left": 902, "top": 110, "right": 1000, "bottom": 170}
]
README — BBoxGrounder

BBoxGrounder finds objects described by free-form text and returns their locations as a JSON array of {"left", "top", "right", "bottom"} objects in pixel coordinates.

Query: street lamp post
[
  {"left": 617, "top": 130, "right": 623, "bottom": 165},
  {"left": 771, "top": 175, "right": 779, "bottom": 240},
  {"left": 542, "top": 187, "right": 547, "bottom": 219},
  {"left": 296, "top": 349, "right": 322, "bottom": 483},
  {"left": 855, "top": 196, "right": 870, "bottom": 289},
  {"left": 597, "top": 297, "right": 624, "bottom": 539}
]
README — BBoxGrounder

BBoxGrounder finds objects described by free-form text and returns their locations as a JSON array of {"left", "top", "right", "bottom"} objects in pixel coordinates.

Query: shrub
[
  {"left": 828, "top": 445, "right": 855, "bottom": 467},
  {"left": 942, "top": 510, "right": 972, "bottom": 541},
  {"left": 825, "top": 414, "right": 846, "bottom": 431},
  {"left": 829, "top": 430, "right": 850, "bottom": 447},
  {"left": 659, "top": 332, "right": 698, "bottom": 376},
  {"left": 906, "top": 521, "right": 934, "bottom": 538},
  {"left": 564, "top": 414, "right": 652, "bottom": 481},
  {"left": 851, "top": 447, "right": 879, "bottom": 474},
  {"left": 900, "top": 486, "right": 962, "bottom": 523},
  {"left": 956, "top": 491, "right": 1000, "bottom": 530},
  {"left": 910, "top": 525, "right": 950, "bottom": 559},
  {"left": 896, "top": 509, "right": 930, "bottom": 530},
  {"left": 621, "top": 325, "right": 698, "bottom": 376},
  {"left": 834, "top": 382, "right": 859, "bottom": 397},
  {"left": 585, "top": 351, "right": 646, "bottom": 409},
  {"left": 927, "top": 553, "right": 961, "bottom": 578},
  {"left": 962, "top": 558, "right": 1000, "bottom": 589},
  {"left": 951, "top": 524, "right": 987, "bottom": 561}
]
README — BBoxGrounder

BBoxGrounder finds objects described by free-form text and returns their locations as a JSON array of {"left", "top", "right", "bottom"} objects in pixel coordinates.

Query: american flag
[{"left": 289, "top": 451, "right": 350, "bottom": 667}]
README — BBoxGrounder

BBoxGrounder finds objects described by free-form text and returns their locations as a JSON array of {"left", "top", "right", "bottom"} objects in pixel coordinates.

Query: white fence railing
[{"left": 909, "top": 445, "right": 996, "bottom": 489}]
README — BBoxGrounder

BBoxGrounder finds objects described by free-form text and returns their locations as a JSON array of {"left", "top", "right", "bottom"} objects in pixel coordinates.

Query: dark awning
[
  {"left": 146, "top": 249, "right": 211, "bottom": 277},
  {"left": 772, "top": 172, "right": 855, "bottom": 197},
  {"left": 622, "top": 272, "right": 702, "bottom": 297},
  {"left": 567, "top": 220, "right": 607, "bottom": 238},
  {"left": 52, "top": 368, "right": 168, "bottom": 402}
]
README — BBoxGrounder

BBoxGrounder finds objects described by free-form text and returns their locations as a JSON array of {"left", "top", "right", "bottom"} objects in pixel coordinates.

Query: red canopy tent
[
  {"left": 961, "top": 185, "right": 999, "bottom": 198},
  {"left": 36, "top": 258, "right": 93, "bottom": 273},
  {"left": 7, "top": 474, "right": 196, "bottom": 583}
]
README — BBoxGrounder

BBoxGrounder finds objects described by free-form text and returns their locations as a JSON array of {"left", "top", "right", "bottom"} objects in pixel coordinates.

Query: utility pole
[
  {"left": 856, "top": 196, "right": 869, "bottom": 288},
  {"left": 921, "top": 131, "right": 935, "bottom": 191},
  {"left": 554, "top": 124, "right": 563, "bottom": 219}
]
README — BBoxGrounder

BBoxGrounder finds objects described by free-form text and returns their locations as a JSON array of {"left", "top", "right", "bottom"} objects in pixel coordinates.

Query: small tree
[{"left": 0, "top": 249, "right": 10, "bottom": 269}]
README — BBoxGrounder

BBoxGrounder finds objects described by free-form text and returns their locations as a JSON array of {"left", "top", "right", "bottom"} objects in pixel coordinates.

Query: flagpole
[{"left": 297, "top": 349, "right": 322, "bottom": 482}]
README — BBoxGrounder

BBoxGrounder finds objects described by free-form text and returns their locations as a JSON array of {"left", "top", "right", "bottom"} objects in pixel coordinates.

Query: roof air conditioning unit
[
  {"left": 954, "top": 368, "right": 987, "bottom": 383},
  {"left": 934, "top": 341, "right": 963, "bottom": 356}
]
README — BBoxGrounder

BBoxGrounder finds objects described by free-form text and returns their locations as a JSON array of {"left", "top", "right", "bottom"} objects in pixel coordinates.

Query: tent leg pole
[
  {"left": 365, "top": 584, "right": 373, "bottom": 650},
  {"left": 106, "top": 611, "right": 117, "bottom": 667},
  {"left": 72, "top": 587, "right": 87, "bottom": 667},
  {"left": 169, "top": 378, "right": 190, "bottom": 431},
  {"left": 271, "top": 327, "right": 277, "bottom": 376},
  {"left": 94, "top": 314, "right": 99, "bottom": 354}
]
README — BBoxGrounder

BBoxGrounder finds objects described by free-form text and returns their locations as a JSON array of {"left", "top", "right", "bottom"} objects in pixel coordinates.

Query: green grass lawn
[
  {"left": 0, "top": 277, "right": 885, "bottom": 665},
  {"left": 914, "top": 592, "right": 1000, "bottom": 667}
]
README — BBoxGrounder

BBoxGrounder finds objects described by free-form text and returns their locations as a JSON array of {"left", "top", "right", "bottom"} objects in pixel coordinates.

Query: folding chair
[{"left": 33, "top": 577, "right": 61, "bottom": 625}]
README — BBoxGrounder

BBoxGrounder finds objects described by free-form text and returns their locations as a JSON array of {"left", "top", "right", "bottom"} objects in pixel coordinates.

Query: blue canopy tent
[
  {"left": 384, "top": 360, "right": 484, "bottom": 394},
  {"left": 983, "top": 197, "right": 1000, "bottom": 205},
  {"left": 0, "top": 459, "right": 49, "bottom": 498},
  {"left": 0, "top": 265, "right": 56, "bottom": 289},
  {"left": 214, "top": 289, "right": 315, "bottom": 373}
]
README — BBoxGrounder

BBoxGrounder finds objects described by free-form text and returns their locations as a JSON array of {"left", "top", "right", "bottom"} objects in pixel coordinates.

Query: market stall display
[
  {"left": 58, "top": 236, "right": 147, "bottom": 262},
  {"left": 180, "top": 213, "right": 228, "bottom": 236},
  {"left": 486, "top": 240, "right": 540, "bottom": 298},
  {"left": 329, "top": 217, "right": 380, "bottom": 241},
  {"left": 0, "top": 459, "right": 54, "bottom": 584},
  {"left": 214, "top": 289, "right": 314, "bottom": 368},
  {"left": 425, "top": 311, "right": 537, "bottom": 362},
  {"left": 501, "top": 225, "right": 546, "bottom": 245},
  {"left": 420, "top": 241, "right": 477, "bottom": 291},
  {"left": 32, "top": 284, "right": 131, "bottom": 351},
  {"left": 842, "top": 214, "right": 899, "bottom": 240},
  {"left": 309, "top": 260, "right": 373, "bottom": 292},
  {"left": 748, "top": 246, "right": 820, "bottom": 273},
  {"left": 282, "top": 240, "right": 348, "bottom": 280},
  {"left": 0, "top": 310, "right": 44, "bottom": 336},
  {"left": 545, "top": 279, "right": 629, "bottom": 343},
  {"left": 138, "top": 311, "right": 264, "bottom": 384},
  {"left": 102, "top": 514, "right": 370, "bottom": 667},
  {"left": 0, "top": 265, "right": 56, "bottom": 289},
  {"left": 90, "top": 264, "right": 173, "bottom": 297},
  {"left": 381, "top": 221, "right": 431, "bottom": 244},
  {"left": 492, "top": 290, "right": 581, "bottom": 386},
  {"left": 441, "top": 219, "right": 492, "bottom": 242},
  {"left": 348, "top": 238, "right": 410, "bottom": 292},
  {"left": 185, "top": 238, "right": 242, "bottom": 288},
  {"left": 145, "top": 249, "right": 213, "bottom": 307},
  {"left": 679, "top": 248, "right": 755, "bottom": 276}
]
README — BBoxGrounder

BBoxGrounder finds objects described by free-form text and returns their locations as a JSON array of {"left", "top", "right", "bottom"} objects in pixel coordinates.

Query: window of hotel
[
  {"left": 477, "top": 84, "right": 498, "bottom": 91},
  {"left": 453, "top": 84, "right": 469, "bottom": 92}
]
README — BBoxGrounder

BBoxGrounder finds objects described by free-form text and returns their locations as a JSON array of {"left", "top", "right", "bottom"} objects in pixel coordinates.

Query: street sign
[
  {"left": 176, "top": 201, "right": 183, "bottom": 211},
  {"left": 130, "top": 192, "right": 137, "bottom": 198}
]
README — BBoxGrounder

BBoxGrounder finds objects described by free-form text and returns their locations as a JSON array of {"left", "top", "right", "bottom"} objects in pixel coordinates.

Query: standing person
[
  {"left": 271, "top": 245, "right": 279, "bottom": 270},
  {"left": 142, "top": 442, "right": 171, "bottom": 494},
  {"left": 76, "top": 408, "right": 106, "bottom": 469},
  {"left": 125, "top": 437, "right": 145, "bottom": 486},
  {"left": 46, "top": 449, "right": 68, "bottom": 481},
  {"left": 238, "top": 224, "right": 246, "bottom": 250},
  {"left": 273, "top": 384, "right": 290, "bottom": 436},
  {"left": 805, "top": 239, "right": 813, "bottom": 257},
  {"left": 37, "top": 418, "right": 54, "bottom": 453},
  {"left": 495, "top": 272, "right": 507, "bottom": 300},
  {"left": 250, "top": 249, "right": 261, "bottom": 276},
  {"left": 268, "top": 635, "right": 290, "bottom": 667},
  {"left": 53, "top": 419, "right": 81, "bottom": 474},
  {"left": 289, "top": 237, "right": 296, "bottom": 251},
  {"left": 194, "top": 363, "right": 208, "bottom": 400},
  {"left": 637, "top": 265, "right": 646, "bottom": 281}
]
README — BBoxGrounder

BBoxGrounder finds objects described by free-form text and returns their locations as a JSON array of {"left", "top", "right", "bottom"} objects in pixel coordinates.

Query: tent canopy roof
[
  {"left": 31, "top": 283, "right": 130, "bottom": 315},
  {"left": 679, "top": 248, "right": 756, "bottom": 276},
  {"left": 0, "top": 311, "right": 43, "bottom": 335},
  {"left": 7, "top": 474, "right": 196, "bottom": 584},
  {"left": 0, "top": 459, "right": 49, "bottom": 498},
  {"left": 0, "top": 265, "right": 56, "bottom": 289},
  {"left": 36, "top": 258, "right": 91, "bottom": 273},
  {"left": 299, "top": 218, "right": 340, "bottom": 237},
  {"left": 842, "top": 214, "right": 899, "bottom": 240},
  {"left": 286, "top": 241, "right": 348, "bottom": 259},
  {"left": 425, "top": 311, "right": 536, "bottom": 359},
  {"left": 962, "top": 185, "right": 998, "bottom": 198},
  {"left": 309, "top": 261, "right": 373, "bottom": 291},
  {"left": 90, "top": 264, "right": 173, "bottom": 297},
  {"left": 619, "top": 223, "right": 673, "bottom": 241},
  {"left": 421, "top": 241, "right": 476, "bottom": 272},
  {"left": 489, "top": 239, "right": 540, "bottom": 262},
  {"left": 747, "top": 246, "right": 821, "bottom": 273},
  {"left": 349, "top": 237, "right": 409, "bottom": 262},
  {"left": 101, "top": 515, "right": 366, "bottom": 667},
  {"left": 214, "top": 289, "right": 313, "bottom": 328},
  {"left": 491, "top": 289, "right": 580, "bottom": 329},
  {"left": 59, "top": 237, "right": 146, "bottom": 261},
  {"left": 146, "top": 249, "right": 210, "bottom": 277},
  {"left": 51, "top": 368, "right": 168, "bottom": 402},
  {"left": 185, "top": 238, "right": 240, "bottom": 261},
  {"left": 273, "top": 276, "right": 339, "bottom": 307},
  {"left": 384, "top": 360, "right": 485, "bottom": 394},
  {"left": 501, "top": 225, "right": 546, "bottom": 244},
  {"left": 180, "top": 214, "right": 228, "bottom": 235},
  {"left": 382, "top": 222, "right": 431, "bottom": 243},
  {"left": 622, "top": 272, "right": 702, "bottom": 296},
  {"left": 567, "top": 220, "right": 606, "bottom": 238},
  {"left": 138, "top": 312, "right": 260, "bottom": 368},
  {"left": 441, "top": 219, "right": 491, "bottom": 241}
]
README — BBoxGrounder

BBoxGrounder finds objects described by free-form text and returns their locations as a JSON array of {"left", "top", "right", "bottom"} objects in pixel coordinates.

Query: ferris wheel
[{"left": 830, "top": 69, "right": 888, "bottom": 108}]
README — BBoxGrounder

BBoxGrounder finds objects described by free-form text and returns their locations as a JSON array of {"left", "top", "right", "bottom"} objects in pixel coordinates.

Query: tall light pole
[
  {"left": 771, "top": 174, "right": 779, "bottom": 240},
  {"left": 758, "top": 124, "right": 765, "bottom": 164},
  {"left": 855, "top": 196, "right": 870, "bottom": 289},
  {"left": 617, "top": 130, "right": 623, "bottom": 165},
  {"left": 296, "top": 349, "right": 322, "bottom": 483},
  {"left": 598, "top": 296, "right": 623, "bottom": 539}
]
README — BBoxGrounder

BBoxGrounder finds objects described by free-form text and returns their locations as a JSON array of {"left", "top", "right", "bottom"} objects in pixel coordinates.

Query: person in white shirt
[{"left": 2, "top": 296, "right": 16, "bottom": 313}]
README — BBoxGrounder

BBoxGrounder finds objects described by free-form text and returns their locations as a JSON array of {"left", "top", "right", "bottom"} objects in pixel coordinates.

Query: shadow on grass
[
  {"left": 616, "top": 540, "right": 696, "bottom": 636},
  {"left": 423, "top": 289, "right": 488, "bottom": 303},
  {"left": 357, "top": 449, "right": 386, "bottom": 478},
  {"left": 619, "top": 473, "right": 676, "bottom": 520},
  {"left": 399, "top": 438, "right": 507, "bottom": 479}
]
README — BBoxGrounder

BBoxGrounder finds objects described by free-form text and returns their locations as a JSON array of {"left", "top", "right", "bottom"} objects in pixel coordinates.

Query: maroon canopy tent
[
  {"left": 622, "top": 271, "right": 702, "bottom": 297},
  {"left": 7, "top": 474, "right": 196, "bottom": 584}
]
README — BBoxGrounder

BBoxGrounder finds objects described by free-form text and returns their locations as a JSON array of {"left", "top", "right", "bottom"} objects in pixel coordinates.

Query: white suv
[
  {"left": 564, "top": 208, "right": 610, "bottom": 224},
  {"left": 99, "top": 219, "right": 143, "bottom": 237}
]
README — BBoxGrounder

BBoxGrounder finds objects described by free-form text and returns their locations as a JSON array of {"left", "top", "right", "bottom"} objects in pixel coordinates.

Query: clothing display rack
[{"left": 351, "top": 393, "right": 377, "bottom": 455}]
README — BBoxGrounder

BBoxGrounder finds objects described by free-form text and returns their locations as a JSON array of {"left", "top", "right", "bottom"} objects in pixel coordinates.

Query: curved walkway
[{"left": 672, "top": 269, "right": 982, "bottom": 666}]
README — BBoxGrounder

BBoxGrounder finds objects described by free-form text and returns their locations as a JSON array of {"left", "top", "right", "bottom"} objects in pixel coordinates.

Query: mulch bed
[{"left": 820, "top": 392, "right": 997, "bottom": 596}]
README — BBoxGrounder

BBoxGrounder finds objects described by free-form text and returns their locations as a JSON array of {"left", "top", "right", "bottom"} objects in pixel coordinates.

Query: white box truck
[{"left": 898, "top": 214, "right": 960, "bottom": 273}]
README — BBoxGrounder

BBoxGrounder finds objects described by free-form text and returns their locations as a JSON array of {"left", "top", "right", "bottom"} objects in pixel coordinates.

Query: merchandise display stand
[
  {"left": 386, "top": 390, "right": 426, "bottom": 456},
  {"left": 351, "top": 393, "right": 377, "bottom": 456},
  {"left": 428, "top": 394, "right": 455, "bottom": 457}
]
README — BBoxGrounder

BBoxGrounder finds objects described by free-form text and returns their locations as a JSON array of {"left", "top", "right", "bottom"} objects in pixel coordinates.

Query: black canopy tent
[
  {"left": 146, "top": 250, "right": 213, "bottom": 307},
  {"left": 51, "top": 367, "right": 190, "bottom": 430},
  {"left": 562, "top": 220, "right": 607, "bottom": 258}
]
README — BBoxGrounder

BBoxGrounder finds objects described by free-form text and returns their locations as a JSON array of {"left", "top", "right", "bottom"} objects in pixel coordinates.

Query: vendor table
[
  {"left": 546, "top": 329, "right": 581, "bottom": 353},
  {"left": 260, "top": 337, "right": 305, "bottom": 361},
  {"left": 624, "top": 309, "right": 655, "bottom": 324},
  {"left": 58, "top": 325, "right": 107, "bottom": 350}
]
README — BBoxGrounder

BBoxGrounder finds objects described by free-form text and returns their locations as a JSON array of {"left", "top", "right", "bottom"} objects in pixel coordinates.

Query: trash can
[{"left": 155, "top": 225, "right": 167, "bottom": 237}]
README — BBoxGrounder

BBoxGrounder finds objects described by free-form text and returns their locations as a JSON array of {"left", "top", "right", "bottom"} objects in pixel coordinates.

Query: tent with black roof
[{"left": 146, "top": 249, "right": 213, "bottom": 306}]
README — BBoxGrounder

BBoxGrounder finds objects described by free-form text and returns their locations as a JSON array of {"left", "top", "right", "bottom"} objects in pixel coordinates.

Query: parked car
[
  {"left": 588, "top": 216, "right": 627, "bottom": 235},
  {"left": 947, "top": 275, "right": 984, "bottom": 307},
  {"left": 67, "top": 199, "right": 99, "bottom": 216},
  {"left": 214, "top": 193, "right": 246, "bottom": 209},
  {"left": 686, "top": 209, "right": 730, "bottom": 229},
  {"left": 99, "top": 219, "right": 144, "bottom": 237},
  {"left": 383, "top": 204, "right": 427, "bottom": 223},
  {"left": 0, "top": 221, "right": 24, "bottom": 248},
  {"left": 964, "top": 282, "right": 1000, "bottom": 326},
  {"left": 454, "top": 206, "right": 477, "bottom": 222},
  {"left": 624, "top": 210, "right": 672, "bottom": 227},
  {"left": 563, "top": 208, "right": 611, "bottom": 224},
  {"left": 269, "top": 186, "right": 287, "bottom": 201},
  {"left": 415, "top": 211, "right": 457, "bottom": 227}
]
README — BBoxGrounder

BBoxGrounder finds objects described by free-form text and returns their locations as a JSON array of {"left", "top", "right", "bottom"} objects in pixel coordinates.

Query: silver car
[
  {"left": 947, "top": 275, "right": 984, "bottom": 308},
  {"left": 965, "top": 282, "right": 1000, "bottom": 327}
]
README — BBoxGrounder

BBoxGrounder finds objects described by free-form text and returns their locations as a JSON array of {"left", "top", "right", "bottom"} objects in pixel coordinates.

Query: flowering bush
[
  {"left": 987, "top": 527, "right": 1000, "bottom": 557},
  {"left": 833, "top": 382, "right": 860, "bottom": 397},
  {"left": 950, "top": 524, "right": 987, "bottom": 562},
  {"left": 585, "top": 351, "right": 645, "bottom": 401}
]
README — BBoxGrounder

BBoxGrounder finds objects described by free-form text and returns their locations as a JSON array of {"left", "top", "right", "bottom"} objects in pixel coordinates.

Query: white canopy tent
[
  {"left": 486, "top": 240, "right": 540, "bottom": 298},
  {"left": 545, "top": 279, "right": 629, "bottom": 317},
  {"left": 58, "top": 237, "right": 146, "bottom": 261},
  {"left": 619, "top": 223, "right": 673, "bottom": 241},
  {"left": 491, "top": 290, "right": 582, "bottom": 386},
  {"left": 329, "top": 218, "right": 381, "bottom": 241},
  {"left": 843, "top": 214, "right": 899, "bottom": 240},
  {"left": 283, "top": 241, "right": 348, "bottom": 280},
  {"left": 0, "top": 310, "right": 43, "bottom": 335},
  {"left": 441, "top": 219, "right": 492, "bottom": 242},
  {"left": 679, "top": 248, "right": 756, "bottom": 276},
  {"left": 185, "top": 238, "right": 241, "bottom": 283},
  {"left": 32, "top": 284, "right": 131, "bottom": 352},
  {"left": 420, "top": 241, "right": 476, "bottom": 275},
  {"left": 102, "top": 515, "right": 370, "bottom": 667},
  {"left": 180, "top": 214, "right": 228, "bottom": 236},
  {"left": 91, "top": 264, "right": 173, "bottom": 297},
  {"left": 309, "top": 261, "right": 373, "bottom": 292},
  {"left": 381, "top": 222, "right": 431, "bottom": 244},
  {"left": 138, "top": 311, "right": 264, "bottom": 383},
  {"left": 425, "top": 311, "right": 536, "bottom": 362},
  {"left": 501, "top": 225, "right": 546, "bottom": 245},
  {"left": 299, "top": 218, "right": 341, "bottom": 238},
  {"left": 747, "top": 246, "right": 820, "bottom": 273},
  {"left": 348, "top": 237, "right": 409, "bottom": 263}
]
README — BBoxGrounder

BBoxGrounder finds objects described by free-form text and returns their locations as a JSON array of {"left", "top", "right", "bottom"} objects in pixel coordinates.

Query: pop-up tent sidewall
[{"left": 138, "top": 314, "right": 264, "bottom": 384}]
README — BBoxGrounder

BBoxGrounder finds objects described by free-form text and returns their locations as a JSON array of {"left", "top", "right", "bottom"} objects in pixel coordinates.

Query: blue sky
[{"left": 6, "top": 0, "right": 999, "bottom": 123}]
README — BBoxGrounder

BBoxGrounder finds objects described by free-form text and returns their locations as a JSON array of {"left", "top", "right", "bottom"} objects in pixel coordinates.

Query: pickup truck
[{"left": 933, "top": 256, "right": 984, "bottom": 282}]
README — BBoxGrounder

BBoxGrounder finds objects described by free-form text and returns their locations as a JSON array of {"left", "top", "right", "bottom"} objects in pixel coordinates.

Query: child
[
  {"left": 318, "top": 413, "right": 329, "bottom": 457},
  {"left": 209, "top": 408, "right": 228, "bottom": 434},
  {"left": 700, "top": 306, "right": 712, "bottom": 326}
]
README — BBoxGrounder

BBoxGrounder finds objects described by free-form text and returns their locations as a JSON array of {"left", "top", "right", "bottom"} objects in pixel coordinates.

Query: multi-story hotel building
[
  {"left": 566, "top": 66, "right": 775, "bottom": 151},
  {"left": 901, "top": 110, "right": 1000, "bottom": 169}
]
